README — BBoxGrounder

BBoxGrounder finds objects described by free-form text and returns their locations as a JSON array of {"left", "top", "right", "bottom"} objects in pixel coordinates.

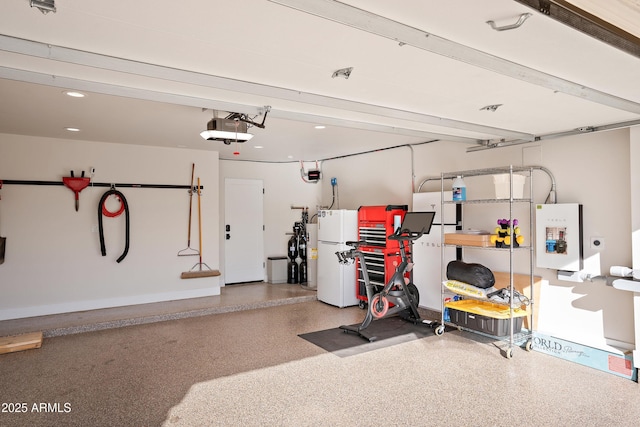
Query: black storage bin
[{"left": 449, "top": 308, "right": 523, "bottom": 337}]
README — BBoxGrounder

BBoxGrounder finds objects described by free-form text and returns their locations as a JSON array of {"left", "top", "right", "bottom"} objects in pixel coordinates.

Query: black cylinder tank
[
  {"left": 288, "top": 235, "right": 298, "bottom": 260},
  {"left": 298, "top": 260, "right": 307, "bottom": 284},
  {"left": 287, "top": 260, "right": 299, "bottom": 284},
  {"left": 298, "top": 234, "right": 307, "bottom": 260}
]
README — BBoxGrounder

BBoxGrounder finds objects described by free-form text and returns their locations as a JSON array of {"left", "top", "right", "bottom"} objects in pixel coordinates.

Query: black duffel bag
[{"left": 446, "top": 260, "right": 495, "bottom": 289}]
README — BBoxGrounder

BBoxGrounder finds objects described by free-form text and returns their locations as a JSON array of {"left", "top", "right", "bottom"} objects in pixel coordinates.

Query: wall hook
[{"left": 486, "top": 13, "right": 532, "bottom": 31}]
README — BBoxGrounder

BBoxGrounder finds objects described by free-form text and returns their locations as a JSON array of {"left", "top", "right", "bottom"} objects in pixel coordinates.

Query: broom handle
[
  {"left": 186, "top": 163, "right": 195, "bottom": 246},
  {"left": 197, "top": 177, "right": 203, "bottom": 265}
]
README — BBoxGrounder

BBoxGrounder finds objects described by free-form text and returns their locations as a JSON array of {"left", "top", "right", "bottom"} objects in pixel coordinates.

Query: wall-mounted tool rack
[{"left": 0, "top": 179, "right": 202, "bottom": 191}]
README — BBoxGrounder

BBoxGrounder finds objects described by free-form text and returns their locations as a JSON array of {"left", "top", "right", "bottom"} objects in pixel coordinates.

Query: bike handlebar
[{"left": 387, "top": 227, "right": 426, "bottom": 241}]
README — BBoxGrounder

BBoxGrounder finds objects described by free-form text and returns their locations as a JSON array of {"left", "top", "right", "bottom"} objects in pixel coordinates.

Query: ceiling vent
[{"left": 200, "top": 118, "right": 254, "bottom": 144}]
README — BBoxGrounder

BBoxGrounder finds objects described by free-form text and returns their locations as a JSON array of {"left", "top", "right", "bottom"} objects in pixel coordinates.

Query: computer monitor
[{"left": 400, "top": 211, "right": 436, "bottom": 236}]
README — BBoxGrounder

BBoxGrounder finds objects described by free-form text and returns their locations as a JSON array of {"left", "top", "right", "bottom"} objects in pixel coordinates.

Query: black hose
[{"left": 98, "top": 189, "right": 130, "bottom": 263}]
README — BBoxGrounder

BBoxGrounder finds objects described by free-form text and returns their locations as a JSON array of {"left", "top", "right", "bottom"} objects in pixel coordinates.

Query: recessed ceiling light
[
  {"left": 64, "top": 91, "right": 86, "bottom": 98},
  {"left": 287, "top": 155, "right": 294, "bottom": 159},
  {"left": 314, "top": 125, "right": 326, "bottom": 129},
  {"left": 65, "top": 127, "right": 81, "bottom": 132},
  {"left": 254, "top": 145, "right": 263, "bottom": 149}
]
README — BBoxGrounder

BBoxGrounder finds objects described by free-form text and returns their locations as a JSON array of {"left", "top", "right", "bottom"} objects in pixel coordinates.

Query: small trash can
[
  {"left": 267, "top": 256, "right": 288, "bottom": 284},
  {"left": 493, "top": 174, "right": 526, "bottom": 199}
]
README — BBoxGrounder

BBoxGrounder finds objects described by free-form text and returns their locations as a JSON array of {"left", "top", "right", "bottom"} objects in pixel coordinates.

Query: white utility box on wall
[{"left": 535, "top": 203, "right": 583, "bottom": 271}]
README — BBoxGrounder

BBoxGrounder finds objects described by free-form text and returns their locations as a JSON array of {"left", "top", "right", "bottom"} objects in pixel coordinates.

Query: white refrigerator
[{"left": 317, "top": 209, "right": 359, "bottom": 307}]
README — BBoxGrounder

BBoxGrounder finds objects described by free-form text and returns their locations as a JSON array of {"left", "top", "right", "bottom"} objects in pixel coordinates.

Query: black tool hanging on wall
[{"left": 98, "top": 187, "right": 130, "bottom": 263}]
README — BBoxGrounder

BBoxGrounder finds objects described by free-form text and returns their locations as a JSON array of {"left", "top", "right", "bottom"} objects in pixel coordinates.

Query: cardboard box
[
  {"left": 493, "top": 271, "right": 542, "bottom": 331},
  {"left": 532, "top": 332, "right": 637, "bottom": 381},
  {"left": 444, "top": 232, "right": 492, "bottom": 247}
]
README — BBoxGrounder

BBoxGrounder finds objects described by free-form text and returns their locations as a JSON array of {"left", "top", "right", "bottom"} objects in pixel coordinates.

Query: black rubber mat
[{"left": 298, "top": 316, "right": 440, "bottom": 357}]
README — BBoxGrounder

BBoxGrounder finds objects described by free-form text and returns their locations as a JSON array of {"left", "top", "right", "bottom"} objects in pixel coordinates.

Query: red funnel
[{"left": 63, "top": 176, "right": 90, "bottom": 211}]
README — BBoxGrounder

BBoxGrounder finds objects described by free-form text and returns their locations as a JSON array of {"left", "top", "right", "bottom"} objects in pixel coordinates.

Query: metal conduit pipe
[
  {"left": 416, "top": 165, "right": 557, "bottom": 204},
  {"left": 533, "top": 165, "right": 557, "bottom": 203},
  {"left": 416, "top": 175, "right": 441, "bottom": 193},
  {"left": 409, "top": 144, "right": 416, "bottom": 194},
  {"left": 315, "top": 139, "right": 437, "bottom": 197}
]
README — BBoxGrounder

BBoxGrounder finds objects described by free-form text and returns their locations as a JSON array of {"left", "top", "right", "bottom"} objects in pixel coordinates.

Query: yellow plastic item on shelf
[
  {"left": 443, "top": 280, "right": 492, "bottom": 299},
  {"left": 444, "top": 299, "right": 529, "bottom": 319}
]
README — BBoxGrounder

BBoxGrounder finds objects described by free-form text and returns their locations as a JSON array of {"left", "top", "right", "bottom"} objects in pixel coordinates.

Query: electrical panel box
[
  {"left": 535, "top": 203, "right": 583, "bottom": 271},
  {"left": 307, "top": 170, "right": 321, "bottom": 181}
]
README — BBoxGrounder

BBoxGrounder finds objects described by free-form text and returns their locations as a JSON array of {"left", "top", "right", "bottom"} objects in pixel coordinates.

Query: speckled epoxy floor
[
  {"left": 1, "top": 283, "right": 639, "bottom": 427},
  {"left": 0, "top": 282, "right": 318, "bottom": 337}
]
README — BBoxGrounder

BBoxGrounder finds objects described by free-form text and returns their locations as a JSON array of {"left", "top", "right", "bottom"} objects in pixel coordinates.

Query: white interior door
[{"left": 224, "top": 178, "right": 264, "bottom": 284}]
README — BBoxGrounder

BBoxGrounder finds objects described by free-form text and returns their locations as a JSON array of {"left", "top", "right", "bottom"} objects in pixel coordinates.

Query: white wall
[
  {"left": 0, "top": 134, "right": 220, "bottom": 320},
  {"left": 3, "top": 128, "right": 637, "bottom": 351},
  {"left": 321, "top": 130, "right": 636, "bottom": 350},
  {"left": 219, "top": 161, "right": 321, "bottom": 284},
  {"left": 631, "top": 126, "right": 640, "bottom": 271},
  {"left": 318, "top": 147, "right": 415, "bottom": 210}
]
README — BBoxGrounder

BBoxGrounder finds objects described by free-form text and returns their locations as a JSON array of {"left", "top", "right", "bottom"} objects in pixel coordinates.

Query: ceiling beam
[
  {"left": 0, "top": 65, "right": 481, "bottom": 144},
  {"left": 467, "top": 118, "right": 640, "bottom": 151}
]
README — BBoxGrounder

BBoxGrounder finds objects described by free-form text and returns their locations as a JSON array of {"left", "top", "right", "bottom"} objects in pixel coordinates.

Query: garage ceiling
[{"left": 1, "top": 0, "right": 639, "bottom": 162}]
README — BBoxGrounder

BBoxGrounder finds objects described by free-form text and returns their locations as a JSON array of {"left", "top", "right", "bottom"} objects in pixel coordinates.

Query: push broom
[{"left": 181, "top": 177, "right": 220, "bottom": 279}]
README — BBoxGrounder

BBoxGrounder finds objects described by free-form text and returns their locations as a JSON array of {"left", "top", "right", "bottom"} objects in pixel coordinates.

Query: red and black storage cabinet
[{"left": 356, "top": 205, "right": 408, "bottom": 307}]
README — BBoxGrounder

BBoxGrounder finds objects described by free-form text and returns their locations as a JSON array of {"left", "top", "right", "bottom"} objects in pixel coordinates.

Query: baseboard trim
[{"left": 0, "top": 287, "right": 221, "bottom": 321}]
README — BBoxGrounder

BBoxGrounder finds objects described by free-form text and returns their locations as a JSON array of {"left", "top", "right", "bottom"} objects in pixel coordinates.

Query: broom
[{"left": 180, "top": 177, "right": 220, "bottom": 279}]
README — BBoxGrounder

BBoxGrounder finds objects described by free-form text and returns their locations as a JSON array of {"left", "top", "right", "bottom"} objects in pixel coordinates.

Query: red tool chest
[{"left": 356, "top": 205, "right": 408, "bottom": 305}]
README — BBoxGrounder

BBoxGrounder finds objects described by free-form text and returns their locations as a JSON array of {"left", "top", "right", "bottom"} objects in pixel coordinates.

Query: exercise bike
[{"left": 335, "top": 211, "right": 438, "bottom": 342}]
